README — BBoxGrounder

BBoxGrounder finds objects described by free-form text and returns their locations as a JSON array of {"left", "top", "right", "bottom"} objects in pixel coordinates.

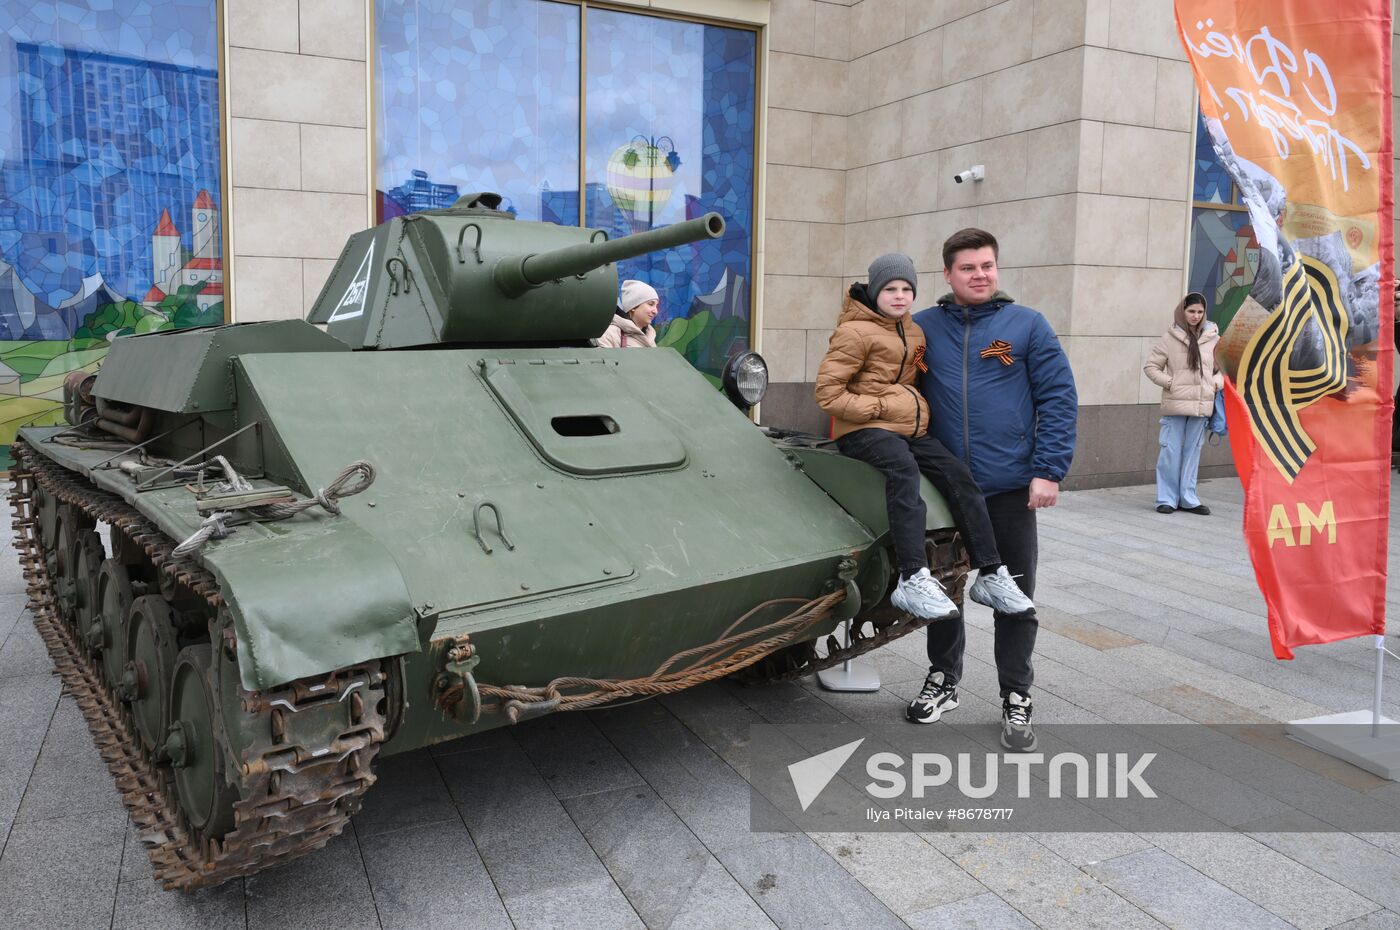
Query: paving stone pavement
[{"left": 3, "top": 476, "right": 1400, "bottom": 929}]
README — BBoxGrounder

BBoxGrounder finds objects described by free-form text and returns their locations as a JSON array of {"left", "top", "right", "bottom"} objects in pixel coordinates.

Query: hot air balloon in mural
[{"left": 605, "top": 135, "right": 681, "bottom": 231}]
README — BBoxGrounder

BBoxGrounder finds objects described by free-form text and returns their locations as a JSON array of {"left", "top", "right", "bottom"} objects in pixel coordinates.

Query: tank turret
[{"left": 307, "top": 192, "right": 724, "bottom": 350}]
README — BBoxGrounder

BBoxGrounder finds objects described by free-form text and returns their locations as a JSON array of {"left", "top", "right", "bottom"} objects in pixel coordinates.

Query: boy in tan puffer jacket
[{"left": 815, "top": 254, "right": 1034, "bottom": 630}]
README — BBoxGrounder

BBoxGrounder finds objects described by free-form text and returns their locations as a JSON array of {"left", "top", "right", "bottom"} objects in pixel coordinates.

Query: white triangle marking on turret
[{"left": 328, "top": 240, "right": 375, "bottom": 322}]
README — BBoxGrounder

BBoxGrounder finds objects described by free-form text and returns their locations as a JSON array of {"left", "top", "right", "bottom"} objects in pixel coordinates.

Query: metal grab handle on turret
[
  {"left": 456, "top": 223, "right": 483, "bottom": 264},
  {"left": 471, "top": 500, "right": 515, "bottom": 554},
  {"left": 385, "top": 257, "right": 414, "bottom": 295},
  {"left": 579, "top": 229, "right": 608, "bottom": 278}
]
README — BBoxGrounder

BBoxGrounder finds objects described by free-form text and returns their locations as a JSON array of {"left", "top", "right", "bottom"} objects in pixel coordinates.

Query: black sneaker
[
  {"left": 1001, "top": 692, "right": 1037, "bottom": 752},
  {"left": 906, "top": 670, "right": 958, "bottom": 724},
  {"left": 1155, "top": 504, "right": 1175, "bottom": 514}
]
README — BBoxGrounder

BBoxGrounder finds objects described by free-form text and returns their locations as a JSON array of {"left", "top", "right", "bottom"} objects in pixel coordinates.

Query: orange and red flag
[{"left": 1175, "top": 0, "right": 1392, "bottom": 657}]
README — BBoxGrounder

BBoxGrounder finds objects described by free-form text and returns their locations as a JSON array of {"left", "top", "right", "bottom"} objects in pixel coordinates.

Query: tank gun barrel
[{"left": 493, "top": 212, "right": 725, "bottom": 298}]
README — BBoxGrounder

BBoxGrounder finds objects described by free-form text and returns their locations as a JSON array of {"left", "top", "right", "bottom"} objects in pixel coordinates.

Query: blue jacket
[{"left": 913, "top": 294, "right": 1077, "bottom": 495}]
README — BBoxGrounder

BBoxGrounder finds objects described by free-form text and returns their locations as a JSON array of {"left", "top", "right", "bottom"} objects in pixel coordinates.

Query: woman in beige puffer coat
[
  {"left": 1143, "top": 292, "right": 1222, "bottom": 515},
  {"left": 597, "top": 279, "right": 659, "bottom": 348}
]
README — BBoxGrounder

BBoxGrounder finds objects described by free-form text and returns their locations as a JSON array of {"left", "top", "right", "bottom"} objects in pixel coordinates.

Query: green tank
[{"left": 10, "top": 193, "right": 967, "bottom": 888}]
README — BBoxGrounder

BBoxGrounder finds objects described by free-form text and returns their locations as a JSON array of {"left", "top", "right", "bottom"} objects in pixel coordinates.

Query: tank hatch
[{"left": 479, "top": 358, "right": 687, "bottom": 476}]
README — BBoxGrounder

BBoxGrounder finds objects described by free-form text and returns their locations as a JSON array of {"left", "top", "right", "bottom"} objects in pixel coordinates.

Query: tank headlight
[{"left": 722, "top": 351, "right": 768, "bottom": 409}]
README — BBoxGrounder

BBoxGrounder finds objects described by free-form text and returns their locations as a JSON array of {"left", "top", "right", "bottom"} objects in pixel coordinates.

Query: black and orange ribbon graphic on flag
[
  {"left": 980, "top": 340, "right": 1014, "bottom": 365},
  {"left": 1237, "top": 255, "right": 1350, "bottom": 482}
]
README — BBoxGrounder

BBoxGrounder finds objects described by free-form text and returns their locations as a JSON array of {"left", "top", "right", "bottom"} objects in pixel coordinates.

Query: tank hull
[{"left": 18, "top": 337, "right": 963, "bottom": 752}]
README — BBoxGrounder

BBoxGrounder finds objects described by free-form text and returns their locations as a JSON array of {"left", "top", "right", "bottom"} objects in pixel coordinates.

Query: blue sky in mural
[
  {"left": 585, "top": 7, "right": 755, "bottom": 376},
  {"left": 376, "top": 0, "right": 579, "bottom": 222},
  {"left": 0, "top": 0, "right": 221, "bottom": 315}
]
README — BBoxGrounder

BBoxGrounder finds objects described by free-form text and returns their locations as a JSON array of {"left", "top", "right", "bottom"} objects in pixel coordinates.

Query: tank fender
[
  {"left": 780, "top": 446, "right": 955, "bottom": 533},
  {"left": 207, "top": 518, "right": 421, "bottom": 691}
]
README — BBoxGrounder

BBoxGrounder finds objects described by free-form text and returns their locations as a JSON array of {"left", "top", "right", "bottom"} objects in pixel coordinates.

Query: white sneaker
[
  {"left": 968, "top": 565, "right": 1035, "bottom": 615},
  {"left": 890, "top": 568, "right": 960, "bottom": 622},
  {"left": 906, "top": 670, "right": 959, "bottom": 724},
  {"left": 1001, "top": 691, "right": 1037, "bottom": 752}
]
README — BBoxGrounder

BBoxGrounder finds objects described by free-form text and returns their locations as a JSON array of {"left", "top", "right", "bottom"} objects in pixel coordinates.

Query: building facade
[{"left": 2, "top": 0, "right": 1397, "bottom": 485}]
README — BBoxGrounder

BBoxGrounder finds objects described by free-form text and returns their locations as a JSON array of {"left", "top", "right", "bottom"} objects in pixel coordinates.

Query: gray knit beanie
[{"left": 867, "top": 253, "right": 917, "bottom": 299}]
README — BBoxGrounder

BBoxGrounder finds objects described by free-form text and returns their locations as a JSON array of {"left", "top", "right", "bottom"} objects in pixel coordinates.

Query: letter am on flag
[{"left": 1174, "top": 0, "right": 1392, "bottom": 657}]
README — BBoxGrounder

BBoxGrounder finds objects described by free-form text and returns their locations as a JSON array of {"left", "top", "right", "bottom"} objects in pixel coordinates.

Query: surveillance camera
[{"left": 952, "top": 165, "right": 986, "bottom": 184}]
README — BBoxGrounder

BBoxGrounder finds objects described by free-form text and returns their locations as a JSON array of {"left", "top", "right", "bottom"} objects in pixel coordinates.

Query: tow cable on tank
[
  {"left": 169, "top": 456, "right": 376, "bottom": 556},
  {"left": 464, "top": 588, "right": 848, "bottom": 724}
]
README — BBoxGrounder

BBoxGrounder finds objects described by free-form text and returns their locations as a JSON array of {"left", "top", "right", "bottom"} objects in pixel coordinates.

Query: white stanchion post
[
  {"left": 815, "top": 619, "right": 880, "bottom": 692},
  {"left": 1286, "top": 633, "right": 1400, "bottom": 780},
  {"left": 1375, "top": 634, "right": 1386, "bottom": 739}
]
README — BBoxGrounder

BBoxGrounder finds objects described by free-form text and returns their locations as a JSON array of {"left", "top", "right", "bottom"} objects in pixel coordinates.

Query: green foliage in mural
[
  {"left": 163, "top": 284, "right": 222, "bottom": 329},
  {"left": 1213, "top": 284, "right": 1251, "bottom": 335},
  {"left": 73, "top": 285, "right": 222, "bottom": 343},
  {"left": 171, "top": 301, "right": 223, "bottom": 329},
  {"left": 657, "top": 311, "right": 747, "bottom": 389},
  {"left": 74, "top": 300, "right": 155, "bottom": 340},
  {"left": 0, "top": 340, "right": 102, "bottom": 379}
]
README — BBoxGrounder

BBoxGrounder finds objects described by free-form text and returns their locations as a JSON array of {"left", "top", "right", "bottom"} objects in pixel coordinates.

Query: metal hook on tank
[
  {"left": 471, "top": 500, "right": 515, "bottom": 554},
  {"left": 578, "top": 229, "right": 610, "bottom": 278},
  {"left": 385, "top": 256, "right": 413, "bottom": 295},
  {"left": 456, "top": 223, "right": 484, "bottom": 264}
]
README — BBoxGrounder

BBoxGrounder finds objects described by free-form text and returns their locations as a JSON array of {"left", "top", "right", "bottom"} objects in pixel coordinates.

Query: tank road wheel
[
  {"left": 111, "top": 527, "right": 157, "bottom": 586},
  {"left": 71, "top": 532, "right": 104, "bottom": 657},
  {"left": 123, "top": 595, "right": 180, "bottom": 757},
  {"left": 167, "top": 645, "right": 238, "bottom": 839},
  {"left": 93, "top": 560, "right": 135, "bottom": 691},
  {"left": 32, "top": 483, "right": 58, "bottom": 548},
  {"left": 51, "top": 511, "right": 80, "bottom": 627}
]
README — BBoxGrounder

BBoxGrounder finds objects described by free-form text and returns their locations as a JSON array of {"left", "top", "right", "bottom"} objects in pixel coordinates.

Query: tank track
[
  {"left": 10, "top": 440, "right": 388, "bottom": 889},
  {"left": 736, "top": 528, "right": 969, "bottom": 683}
]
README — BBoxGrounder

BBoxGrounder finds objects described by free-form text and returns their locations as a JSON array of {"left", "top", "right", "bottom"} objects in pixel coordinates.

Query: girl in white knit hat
[{"left": 598, "top": 279, "right": 660, "bottom": 348}]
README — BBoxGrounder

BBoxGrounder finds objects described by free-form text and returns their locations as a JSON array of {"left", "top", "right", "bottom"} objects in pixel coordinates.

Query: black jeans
[
  {"left": 835, "top": 428, "right": 1001, "bottom": 575},
  {"left": 925, "top": 486, "right": 1039, "bottom": 697}
]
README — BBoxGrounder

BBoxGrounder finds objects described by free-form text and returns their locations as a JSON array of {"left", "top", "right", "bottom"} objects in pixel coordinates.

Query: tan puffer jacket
[
  {"left": 1143, "top": 322, "right": 1223, "bottom": 417},
  {"left": 597, "top": 313, "right": 656, "bottom": 348},
  {"left": 815, "top": 295, "right": 930, "bottom": 439}
]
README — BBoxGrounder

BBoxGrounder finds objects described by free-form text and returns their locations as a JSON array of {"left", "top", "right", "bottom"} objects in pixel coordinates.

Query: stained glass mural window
[
  {"left": 584, "top": 8, "right": 756, "bottom": 383},
  {"left": 374, "top": 0, "right": 758, "bottom": 383},
  {"left": 1188, "top": 108, "right": 1257, "bottom": 333},
  {"left": 375, "top": 0, "right": 580, "bottom": 223},
  {"left": 0, "top": 0, "right": 223, "bottom": 467}
]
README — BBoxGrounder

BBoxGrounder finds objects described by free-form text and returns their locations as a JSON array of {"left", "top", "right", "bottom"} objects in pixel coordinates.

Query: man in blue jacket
[{"left": 909, "top": 228, "right": 1077, "bottom": 752}]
